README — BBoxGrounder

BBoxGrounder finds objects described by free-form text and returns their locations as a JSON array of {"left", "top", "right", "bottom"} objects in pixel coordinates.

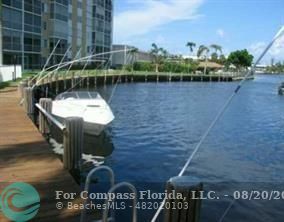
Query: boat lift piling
[
  {"left": 63, "top": 117, "right": 83, "bottom": 171},
  {"left": 38, "top": 98, "right": 52, "bottom": 135},
  {"left": 164, "top": 176, "right": 203, "bottom": 222}
]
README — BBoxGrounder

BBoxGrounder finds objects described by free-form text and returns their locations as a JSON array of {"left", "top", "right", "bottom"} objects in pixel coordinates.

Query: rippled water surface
[{"left": 84, "top": 74, "right": 284, "bottom": 221}]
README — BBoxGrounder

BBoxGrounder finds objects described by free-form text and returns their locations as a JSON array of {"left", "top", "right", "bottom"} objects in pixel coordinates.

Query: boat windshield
[{"left": 55, "top": 92, "right": 99, "bottom": 100}]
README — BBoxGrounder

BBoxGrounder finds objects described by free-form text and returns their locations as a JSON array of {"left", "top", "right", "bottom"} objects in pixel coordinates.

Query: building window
[
  {"left": 44, "top": 39, "right": 48, "bottom": 48},
  {"left": 2, "top": 0, "right": 22, "bottom": 9}
]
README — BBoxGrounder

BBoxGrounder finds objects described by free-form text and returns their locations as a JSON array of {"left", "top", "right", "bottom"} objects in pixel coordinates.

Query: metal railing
[{"left": 35, "top": 103, "right": 65, "bottom": 131}]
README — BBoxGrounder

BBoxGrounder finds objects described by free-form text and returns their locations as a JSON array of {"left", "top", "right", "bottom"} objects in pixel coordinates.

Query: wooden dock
[{"left": 0, "top": 87, "right": 83, "bottom": 221}]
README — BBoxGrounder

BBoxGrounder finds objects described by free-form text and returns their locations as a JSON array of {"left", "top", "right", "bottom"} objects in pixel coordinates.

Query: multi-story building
[{"left": 0, "top": 0, "right": 113, "bottom": 70}]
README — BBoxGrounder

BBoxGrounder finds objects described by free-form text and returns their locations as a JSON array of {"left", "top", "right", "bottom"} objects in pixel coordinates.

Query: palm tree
[
  {"left": 161, "top": 48, "right": 169, "bottom": 59},
  {"left": 186, "top": 42, "right": 196, "bottom": 54},
  {"left": 186, "top": 42, "right": 196, "bottom": 73},
  {"left": 197, "top": 45, "right": 210, "bottom": 74},
  {"left": 150, "top": 43, "right": 165, "bottom": 72},
  {"left": 210, "top": 44, "right": 223, "bottom": 63},
  {"left": 128, "top": 47, "right": 138, "bottom": 73},
  {"left": 210, "top": 44, "right": 222, "bottom": 55}
]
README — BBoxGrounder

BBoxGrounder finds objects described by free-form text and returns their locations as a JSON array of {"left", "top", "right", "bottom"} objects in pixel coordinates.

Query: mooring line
[
  {"left": 151, "top": 25, "right": 284, "bottom": 222},
  {"left": 218, "top": 199, "right": 236, "bottom": 222}
]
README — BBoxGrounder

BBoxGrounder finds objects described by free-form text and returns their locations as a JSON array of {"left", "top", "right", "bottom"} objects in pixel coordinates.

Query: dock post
[
  {"left": 164, "top": 176, "right": 203, "bottom": 222},
  {"left": 63, "top": 117, "right": 83, "bottom": 171},
  {"left": 71, "top": 72, "right": 75, "bottom": 88},
  {"left": 39, "top": 98, "right": 52, "bottom": 135},
  {"left": 87, "top": 72, "right": 90, "bottom": 89},
  {"left": 55, "top": 74, "right": 59, "bottom": 94},
  {"left": 63, "top": 72, "right": 66, "bottom": 90},
  {"left": 49, "top": 74, "right": 53, "bottom": 90},
  {"left": 104, "top": 75, "right": 107, "bottom": 85},
  {"left": 23, "top": 87, "right": 34, "bottom": 115},
  {"left": 79, "top": 76, "right": 82, "bottom": 88},
  {"left": 18, "top": 80, "right": 28, "bottom": 99}
]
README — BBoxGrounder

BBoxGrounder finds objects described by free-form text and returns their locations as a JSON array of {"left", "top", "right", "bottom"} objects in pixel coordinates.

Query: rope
[
  {"left": 151, "top": 25, "right": 284, "bottom": 222},
  {"left": 66, "top": 57, "right": 110, "bottom": 92},
  {"left": 218, "top": 199, "right": 236, "bottom": 222},
  {"left": 108, "top": 51, "right": 132, "bottom": 104},
  {"left": 33, "top": 49, "right": 133, "bottom": 87}
]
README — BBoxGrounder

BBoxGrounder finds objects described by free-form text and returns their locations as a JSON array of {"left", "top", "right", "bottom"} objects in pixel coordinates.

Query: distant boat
[
  {"left": 278, "top": 82, "right": 284, "bottom": 95},
  {"left": 52, "top": 91, "right": 115, "bottom": 135}
]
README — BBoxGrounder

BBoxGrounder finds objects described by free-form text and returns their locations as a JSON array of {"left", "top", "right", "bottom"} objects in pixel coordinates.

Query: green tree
[
  {"left": 197, "top": 45, "right": 210, "bottom": 74},
  {"left": 128, "top": 47, "right": 139, "bottom": 73},
  {"left": 210, "top": 44, "right": 223, "bottom": 63},
  {"left": 210, "top": 44, "right": 222, "bottom": 55},
  {"left": 211, "top": 52, "right": 218, "bottom": 62},
  {"left": 219, "top": 54, "right": 227, "bottom": 65},
  {"left": 227, "top": 49, "right": 254, "bottom": 70},
  {"left": 186, "top": 42, "right": 196, "bottom": 54},
  {"left": 150, "top": 44, "right": 169, "bottom": 72},
  {"left": 186, "top": 42, "right": 196, "bottom": 73}
]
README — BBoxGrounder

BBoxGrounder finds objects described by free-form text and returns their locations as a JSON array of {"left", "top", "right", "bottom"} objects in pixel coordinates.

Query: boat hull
[
  {"left": 84, "top": 121, "right": 106, "bottom": 136},
  {"left": 53, "top": 115, "right": 106, "bottom": 136},
  {"left": 51, "top": 93, "right": 115, "bottom": 136}
]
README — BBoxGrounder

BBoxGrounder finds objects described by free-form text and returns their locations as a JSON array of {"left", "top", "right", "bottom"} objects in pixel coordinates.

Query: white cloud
[
  {"left": 216, "top": 29, "right": 225, "bottom": 38},
  {"left": 249, "top": 35, "right": 284, "bottom": 62},
  {"left": 114, "top": 0, "right": 204, "bottom": 42}
]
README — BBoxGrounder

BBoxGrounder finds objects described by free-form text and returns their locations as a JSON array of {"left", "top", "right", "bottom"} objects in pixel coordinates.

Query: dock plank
[{"left": 0, "top": 88, "right": 83, "bottom": 221}]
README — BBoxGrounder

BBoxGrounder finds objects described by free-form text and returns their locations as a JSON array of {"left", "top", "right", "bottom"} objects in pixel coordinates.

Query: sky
[{"left": 113, "top": 0, "right": 284, "bottom": 64}]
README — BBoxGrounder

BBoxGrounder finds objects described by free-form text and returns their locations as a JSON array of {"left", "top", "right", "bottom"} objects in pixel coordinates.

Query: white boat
[{"left": 52, "top": 91, "right": 115, "bottom": 135}]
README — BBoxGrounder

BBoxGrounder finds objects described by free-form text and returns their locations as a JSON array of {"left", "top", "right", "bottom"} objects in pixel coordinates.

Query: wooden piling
[
  {"left": 71, "top": 72, "right": 75, "bottom": 88},
  {"left": 49, "top": 74, "right": 53, "bottom": 89},
  {"left": 39, "top": 98, "right": 52, "bottom": 135},
  {"left": 80, "top": 76, "right": 83, "bottom": 88},
  {"left": 18, "top": 80, "right": 28, "bottom": 99},
  {"left": 63, "top": 117, "right": 83, "bottom": 171},
  {"left": 55, "top": 74, "right": 59, "bottom": 94},
  {"left": 164, "top": 176, "right": 203, "bottom": 222},
  {"left": 104, "top": 75, "right": 107, "bottom": 85},
  {"left": 63, "top": 72, "right": 67, "bottom": 90},
  {"left": 87, "top": 72, "right": 90, "bottom": 89},
  {"left": 23, "top": 87, "right": 34, "bottom": 115}
]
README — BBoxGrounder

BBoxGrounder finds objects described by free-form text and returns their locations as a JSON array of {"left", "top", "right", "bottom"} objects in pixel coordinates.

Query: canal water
[{"left": 53, "top": 74, "right": 284, "bottom": 221}]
